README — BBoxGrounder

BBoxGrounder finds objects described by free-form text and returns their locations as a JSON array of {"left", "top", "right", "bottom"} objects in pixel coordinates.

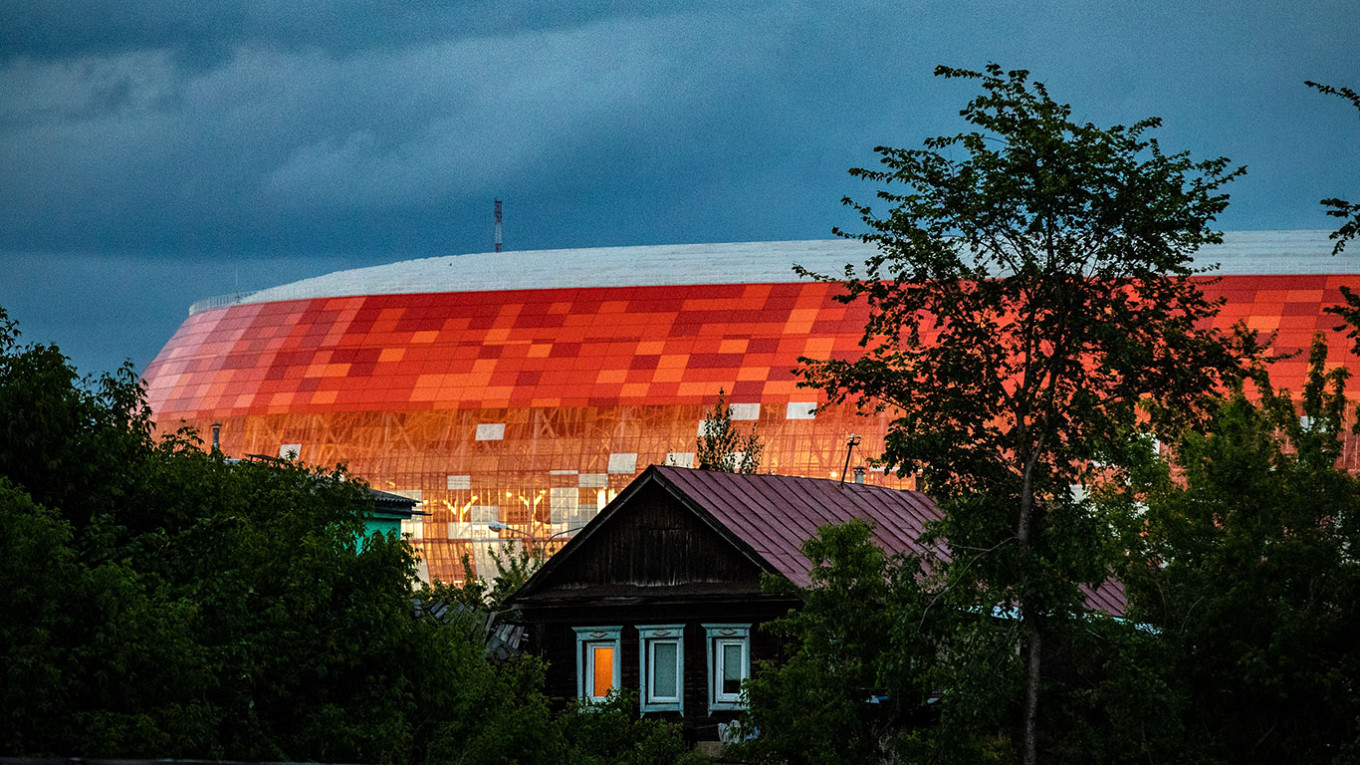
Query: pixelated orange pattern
[
  {"left": 142, "top": 275, "right": 1360, "bottom": 583},
  {"left": 146, "top": 276, "right": 1360, "bottom": 418},
  {"left": 147, "top": 282, "right": 870, "bottom": 416}
]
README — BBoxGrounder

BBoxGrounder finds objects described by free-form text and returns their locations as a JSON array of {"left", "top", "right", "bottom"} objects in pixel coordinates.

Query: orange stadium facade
[{"left": 144, "top": 233, "right": 1358, "bottom": 583}]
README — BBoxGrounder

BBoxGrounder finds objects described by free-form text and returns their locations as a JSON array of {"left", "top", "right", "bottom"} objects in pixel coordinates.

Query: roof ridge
[{"left": 193, "top": 232, "right": 1342, "bottom": 311}]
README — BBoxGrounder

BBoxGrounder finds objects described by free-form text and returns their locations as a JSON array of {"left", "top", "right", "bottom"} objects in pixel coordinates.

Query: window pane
[
  {"left": 722, "top": 643, "right": 744, "bottom": 695},
  {"left": 592, "top": 646, "right": 614, "bottom": 698},
  {"left": 652, "top": 642, "right": 678, "bottom": 699}
]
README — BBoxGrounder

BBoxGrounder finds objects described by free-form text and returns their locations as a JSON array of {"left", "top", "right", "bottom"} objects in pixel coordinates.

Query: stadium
[{"left": 144, "top": 232, "right": 1357, "bottom": 583}]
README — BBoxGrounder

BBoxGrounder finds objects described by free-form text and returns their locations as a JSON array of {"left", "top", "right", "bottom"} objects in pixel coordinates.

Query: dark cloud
[
  {"left": 0, "top": 251, "right": 352, "bottom": 375},
  {"left": 0, "top": 0, "right": 1356, "bottom": 375},
  {"left": 0, "top": 1, "right": 720, "bottom": 64}
]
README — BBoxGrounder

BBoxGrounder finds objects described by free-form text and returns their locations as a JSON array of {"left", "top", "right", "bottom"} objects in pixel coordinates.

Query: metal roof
[
  {"left": 1080, "top": 578, "right": 1126, "bottom": 617},
  {"left": 652, "top": 465, "right": 945, "bottom": 588},
  {"left": 521, "top": 465, "right": 1125, "bottom": 616},
  {"left": 659, "top": 466, "right": 1127, "bottom": 616},
  {"left": 190, "top": 231, "right": 1339, "bottom": 313},
  {"left": 369, "top": 487, "right": 419, "bottom": 508}
]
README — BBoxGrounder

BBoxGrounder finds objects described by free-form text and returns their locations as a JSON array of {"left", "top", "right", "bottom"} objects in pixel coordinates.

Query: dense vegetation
[
  {"left": 793, "top": 63, "right": 1254, "bottom": 764},
  {"left": 739, "top": 347, "right": 1360, "bottom": 764},
  {"left": 0, "top": 306, "right": 703, "bottom": 764},
  {"left": 3, "top": 65, "right": 1355, "bottom": 765},
  {"left": 737, "top": 67, "right": 1360, "bottom": 764}
]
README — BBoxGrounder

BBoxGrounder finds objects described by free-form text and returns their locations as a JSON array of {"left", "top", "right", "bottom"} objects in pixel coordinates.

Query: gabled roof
[
  {"left": 513, "top": 465, "right": 1126, "bottom": 617},
  {"left": 651, "top": 465, "right": 944, "bottom": 588},
  {"left": 514, "top": 465, "right": 944, "bottom": 600}
]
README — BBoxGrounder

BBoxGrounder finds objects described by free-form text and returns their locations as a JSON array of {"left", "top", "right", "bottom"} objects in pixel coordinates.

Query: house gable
[{"left": 516, "top": 479, "right": 769, "bottom": 607}]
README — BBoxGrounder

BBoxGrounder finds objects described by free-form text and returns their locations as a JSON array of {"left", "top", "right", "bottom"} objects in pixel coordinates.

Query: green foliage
[
  {"left": 0, "top": 307, "right": 153, "bottom": 531},
  {"left": 484, "top": 538, "right": 545, "bottom": 610},
  {"left": 0, "top": 479, "right": 214, "bottom": 757},
  {"left": 696, "top": 388, "right": 763, "bottom": 473},
  {"left": 0, "top": 305, "right": 700, "bottom": 764},
  {"left": 741, "top": 519, "right": 1248, "bottom": 765},
  {"left": 739, "top": 520, "right": 1033, "bottom": 765},
  {"left": 444, "top": 538, "right": 544, "bottom": 613},
  {"left": 1117, "top": 338, "right": 1360, "bottom": 763},
  {"left": 1304, "top": 81, "right": 1360, "bottom": 257},
  {"left": 743, "top": 339, "right": 1360, "bottom": 763},
  {"left": 1029, "top": 616, "right": 1192, "bottom": 765},
  {"left": 803, "top": 62, "right": 1247, "bottom": 499},
  {"left": 549, "top": 693, "right": 709, "bottom": 765},
  {"left": 796, "top": 64, "right": 1252, "bottom": 762},
  {"left": 738, "top": 521, "right": 904, "bottom": 764},
  {"left": 405, "top": 617, "right": 557, "bottom": 764},
  {"left": 1309, "top": 81, "right": 1360, "bottom": 361}
]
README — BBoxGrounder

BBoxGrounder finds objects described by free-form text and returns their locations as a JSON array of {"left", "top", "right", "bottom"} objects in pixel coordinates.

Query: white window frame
[
  {"left": 573, "top": 626, "right": 622, "bottom": 704},
  {"left": 637, "top": 624, "right": 685, "bottom": 714},
  {"left": 703, "top": 623, "right": 751, "bottom": 712}
]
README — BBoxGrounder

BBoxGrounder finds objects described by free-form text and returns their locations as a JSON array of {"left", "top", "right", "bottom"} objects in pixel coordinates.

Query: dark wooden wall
[{"left": 540, "top": 482, "right": 764, "bottom": 593}]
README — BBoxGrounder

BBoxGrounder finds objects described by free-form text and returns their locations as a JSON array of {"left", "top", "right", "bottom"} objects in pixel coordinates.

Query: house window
[
  {"left": 637, "top": 624, "right": 684, "bottom": 713},
  {"left": 703, "top": 623, "right": 751, "bottom": 712},
  {"left": 573, "top": 626, "right": 621, "bottom": 703}
]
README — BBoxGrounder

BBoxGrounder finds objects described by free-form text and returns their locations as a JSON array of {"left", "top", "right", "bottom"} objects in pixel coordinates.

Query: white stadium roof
[{"left": 190, "top": 231, "right": 1344, "bottom": 314}]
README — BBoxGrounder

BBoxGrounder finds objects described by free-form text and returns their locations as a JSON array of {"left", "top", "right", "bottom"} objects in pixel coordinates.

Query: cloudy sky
[{"left": 2, "top": 0, "right": 1356, "bottom": 376}]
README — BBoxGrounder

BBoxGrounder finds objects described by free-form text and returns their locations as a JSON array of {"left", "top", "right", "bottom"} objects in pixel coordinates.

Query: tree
[
  {"left": 0, "top": 479, "right": 215, "bottom": 756},
  {"left": 548, "top": 693, "right": 710, "bottom": 765},
  {"left": 738, "top": 521, "right": 1176, "bottom": 765},
  {"left": 736, "top": 520, "right": 1010, "bottom": 765},
  {"left": 447, "top": 537, "right": 544, "bottom": 613},
  {"left": 1, "top": 304, "right": 706, "bottom": 764},
  {"left": 1307, "top": 81, "right": 1360, "bottom": 358},
  {"left": 797, "top": 64, "right": 1250, "bottom": 763},
  {"left": 696, "top": 388, "right": 763, "bottom": 473},
  {"left": 0, "top": 308, "right": 152, "bottom": 531},
  {"left": 737, "top": 521, "right": 903, "bottom": 764},
  {"left": 1114, "top": 339, "right": 1360, "bottom": 762},
  {"left": 1304, "top": 81, "right": 1360, "bottom": 257}
]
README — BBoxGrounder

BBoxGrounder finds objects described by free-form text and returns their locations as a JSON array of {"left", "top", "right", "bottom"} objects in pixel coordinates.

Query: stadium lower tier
[
  {"left": 145, "top": 271, "right": 1360, "bottom": 583},
  {"left": 179, "top": 403, "right": 900, "bottom": 582}
]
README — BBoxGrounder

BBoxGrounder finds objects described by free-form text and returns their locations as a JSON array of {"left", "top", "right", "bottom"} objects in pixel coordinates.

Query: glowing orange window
[
  {"left": 574, "top": 626, "right": 620, "bottom": 703},
  {"left": 592, "top": 646, "right": 615, "bottom": 698}
]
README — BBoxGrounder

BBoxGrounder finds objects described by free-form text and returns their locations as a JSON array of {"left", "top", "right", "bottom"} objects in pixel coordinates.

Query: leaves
[
  {"left": 1117, "top": 337, "right": 1360, "bottom": 761},
  {"left": 738, "top": 521, "right": 1024, "bottom": 764},
  {"left": 0, "top": 306, "right": 704, "bottom": 764},
  {"left": 1304, "top": 81, "right": 1360, "bottom": 256},
  {"left": 797, "top": 63, "right": 1254, "bottom": 762},
  {"left": 696, "top": 388, "right": 764, "bottom": 473},
  {"left": 808, "top": 65, "right": 1249, "bottom": 497}
]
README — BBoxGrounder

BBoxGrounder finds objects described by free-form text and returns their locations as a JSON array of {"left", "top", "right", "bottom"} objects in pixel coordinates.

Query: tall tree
[
  {"left": 738, "top": 517, "right": 1177, "bottom": 765},
  {"left": 797, "top": 64, "right": 1250, "bottom": 763}
]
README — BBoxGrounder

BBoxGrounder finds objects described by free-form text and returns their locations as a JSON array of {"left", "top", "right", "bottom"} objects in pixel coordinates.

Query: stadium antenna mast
[{"left": 494, "top": 199, "right": 503, "bottom": 253}]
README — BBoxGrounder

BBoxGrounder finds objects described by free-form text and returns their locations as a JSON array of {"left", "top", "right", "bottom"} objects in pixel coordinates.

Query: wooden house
[{"left": 507, "top": 464, "right": 944, "bottom": 739}]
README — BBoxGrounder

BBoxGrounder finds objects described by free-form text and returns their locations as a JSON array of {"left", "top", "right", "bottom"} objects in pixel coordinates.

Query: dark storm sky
[{"left": 1, "top": 1, "right": 1356, "bottom": 376}]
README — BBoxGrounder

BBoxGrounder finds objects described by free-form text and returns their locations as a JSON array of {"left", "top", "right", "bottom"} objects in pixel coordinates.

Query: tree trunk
[
  {"left": 1017, "top": 460, "right": 1039, "bottom": 765},
  {"left": 1023, "top": 624, "right": 1041, "bottom": 765}
]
